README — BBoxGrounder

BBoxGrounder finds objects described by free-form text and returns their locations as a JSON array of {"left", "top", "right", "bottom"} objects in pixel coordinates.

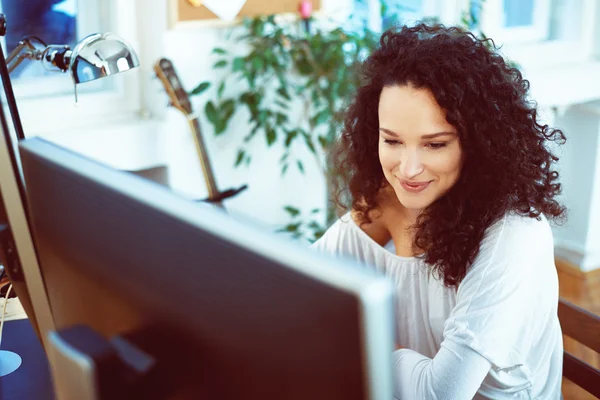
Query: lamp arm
[
  {"left": 7, "top": 52, "right": 35, "bottom": 75},
  {"left": 0, "top": 26, "right": 27, "bottom": 141},
  {"left": 6, "top": 39, "right": 38, "bottom": 72}
]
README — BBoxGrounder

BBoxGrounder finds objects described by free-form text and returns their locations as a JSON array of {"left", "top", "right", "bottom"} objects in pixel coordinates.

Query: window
[
  {"left": 480, "top": 0, "right": 597, "bottom": 69},
  {"left": 382, "top": 0, "right": 424, "bottom": 29},
  {"left": 350, "top": 0, "right": 443, "bottom": 32},
  {"left": 1, "top": 0, "right": 108, "bottom": 98},
  {"left": 481, "top": 0, "right": 551, "bottom": 43},
  {"left": 3, "top": 0, "right": 78, "bottom": 78},
  {"left": 0, "top": 0, "right": 142, "bottom": 136}
]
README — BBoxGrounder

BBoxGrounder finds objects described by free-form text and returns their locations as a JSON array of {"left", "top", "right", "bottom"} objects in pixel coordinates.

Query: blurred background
[
  {"left": 2, "top": 0, "right": 599, "bottom": 262},
  {"left": 1, "top": 1, "right": 599, "bottom": 398}
]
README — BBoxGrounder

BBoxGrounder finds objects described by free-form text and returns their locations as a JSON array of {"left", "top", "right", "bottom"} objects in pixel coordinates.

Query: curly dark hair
[{"left": 332, "top": 23, "right": 566, "bottom": 287}]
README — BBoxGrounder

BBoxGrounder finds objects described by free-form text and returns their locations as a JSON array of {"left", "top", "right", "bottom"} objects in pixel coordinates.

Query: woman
[{"left": 313, "top": 23, "right": 565, "bottom": 399}]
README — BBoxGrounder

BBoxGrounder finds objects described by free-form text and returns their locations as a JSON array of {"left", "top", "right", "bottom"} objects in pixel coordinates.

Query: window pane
[
  {"left": 383, "top": 0, "right": 423, "bottom": 29},
  {"left": 2, "top": 0, "right": 77, "bottom": 78},
  {"left": 503, "top": 0, "right": 534, "bottom": 28},
  {"left": 349, "top": 0, "right": 371, "bottom": 31},
  {"left": 348, "top": 0, "right": 424, "bottom": 33},
  {"left": 549, "top": 0, "right": 582, "bottom": 41}
]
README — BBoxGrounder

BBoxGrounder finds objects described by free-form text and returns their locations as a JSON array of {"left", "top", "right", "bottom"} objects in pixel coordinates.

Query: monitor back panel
[{"left": 19, "top": 138, "right": 388, "bottom": 399}]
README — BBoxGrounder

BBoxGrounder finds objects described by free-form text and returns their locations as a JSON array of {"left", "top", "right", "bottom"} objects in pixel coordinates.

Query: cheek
[
  {"left": 433, "top": 149, "right": 462, "bottom": 178},
  {"left": 378, "top": 146, "right": 397, "bottom": 172}
]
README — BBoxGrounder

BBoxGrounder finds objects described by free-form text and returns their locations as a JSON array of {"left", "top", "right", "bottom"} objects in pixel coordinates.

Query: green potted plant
[{"left": 190, "top": 0, "right": 504, "bottom": 241}]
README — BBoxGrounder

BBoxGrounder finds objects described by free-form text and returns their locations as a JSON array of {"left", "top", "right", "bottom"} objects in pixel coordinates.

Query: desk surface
[{"left": 0, "top": 319, "right": 55, "bottom": 399}]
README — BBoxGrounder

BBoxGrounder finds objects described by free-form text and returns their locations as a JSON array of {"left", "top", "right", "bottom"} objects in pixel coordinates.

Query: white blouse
[{"left": 312, "top": 212, "right": 563, "bottom": 399}]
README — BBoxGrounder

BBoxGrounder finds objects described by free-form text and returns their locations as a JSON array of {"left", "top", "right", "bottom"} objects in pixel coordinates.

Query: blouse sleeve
[
  {"left": 394, "top": 214, "right": 559, "bottom": 398},
  {"left": 442, "top": 213, "right": 558, "bottom": 370},
  {"left": 393, "top": 342, "right": 491, "bottom": 399}
]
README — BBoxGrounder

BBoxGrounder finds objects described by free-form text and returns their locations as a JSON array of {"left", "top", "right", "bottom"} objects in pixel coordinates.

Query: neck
[
  {"left": 400, "top": 207, "right": 421, "bottom": 226},
  {"left": 384, "top": 191, "right": 422, "bottom": 227}
]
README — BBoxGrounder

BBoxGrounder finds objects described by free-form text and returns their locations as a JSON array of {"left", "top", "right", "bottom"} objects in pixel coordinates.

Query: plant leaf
[
  {"left": 190, "top": 82, "right": 210, "bottom": 96},
  {"left": 276, "top": 86, "right": 291, "bottom": 100},
  {"left": 266, "top": 127, "right": 277, "bottom": 146},
  {"left": 258, "top": 110, "right": 269, "bottom": 124},
  {"left": 276, "top": 112, "right": 288, "bottom": 125},
  {"left": 252, "top": 18, "right": 266, "bottom": 36},
  {"left": 213, "top": 48, "right": 228, "bottom": 55},
  {"left": 213, "top": 60, "right": 228, "bottom": 69},
  {"left": 276, "top": 222, "right": 301, "bottom": 233},
  {"left": 285, "top": 130, "right": 297, "bottom": 148},
  {"left": 308, "top": 220, "right": 322, "bottom": 230},
  {"left": 274, "top": 99, "right": 289, "bottom": 109},
  {"left": 233, "top": 57, "right": 246, "bottom": 72},
  {"left": 234, "top": 149, "right": 245, "bottom": 167},
  {"left": 302, "top": 133, "right": 316, "bottom": 154},
  {"left": 252, "top": 56, "right": 264, "bottom": 72},
  {"left": 205, "top": 101, "right": 219, "bottom": 126},
  {"left": 222, "top": 99, "right": 236, "bottom": 122},
  {"left": 318, "top": 135, "right": 329, "bottom": 150},
  {"left": 283, "top": 206, "right": 301, "bottom": 217},
  {"left": 297, "top": 160, "right": 305, "bottom": 174},
  {"left": 215, "top": 119, "right": 227, "bottom": 135},
  {"left": 311, "top": 109, "right": 330, "bottom": 126}
]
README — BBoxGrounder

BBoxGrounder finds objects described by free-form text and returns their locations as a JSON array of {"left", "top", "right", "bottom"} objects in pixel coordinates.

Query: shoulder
[
  {"left": 311, "top": 210, "right": 395, "bottom": 262},
  {"left": 310, "top": 213, "right": 358, "bottom": 254},
  {"left": 350, "top": 187, "right": 399, "bottom": 246},
  {"left": 462, "top": 212, "right": 556, "bottom": 291},
  {"left": 480, "top": 212, "right": 554, "bottom": 259},
  {"left": 448, "top": 213, "right": 560, "bottom": 369}
]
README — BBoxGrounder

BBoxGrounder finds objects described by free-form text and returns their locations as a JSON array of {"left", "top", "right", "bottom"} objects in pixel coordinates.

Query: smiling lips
[{"left": 399, "top": 179, "right": 431, "bottom": 193}]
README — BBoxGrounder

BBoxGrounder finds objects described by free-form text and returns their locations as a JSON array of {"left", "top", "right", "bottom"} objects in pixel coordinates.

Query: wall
[
  {"left": 583, "top": 114, "right": 600, "bottom": 270},
  {"left": 18, "top": 0, "right": 600, "bottom": 267},
  {"left": 551, "top": 106, "right": 600, "bottom": 270},
  {"left": 152, "top": 0, "right": 600, "bottom": 264},
  {"left": 140, "top": 0, "right": 354, "bottom": 232}
]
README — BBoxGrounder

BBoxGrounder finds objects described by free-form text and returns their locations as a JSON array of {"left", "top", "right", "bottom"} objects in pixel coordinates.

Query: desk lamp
[
  {"left": 0, "top": 12, "right": 139, "bottom": 378},
  {"left": 0, "top": 13, "right": 140, "bottom": 140}
]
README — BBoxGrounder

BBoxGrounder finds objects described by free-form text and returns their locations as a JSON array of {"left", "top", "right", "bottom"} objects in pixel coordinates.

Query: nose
[{"left": 399, "top": 149, "right": 424, "bottom": 179}]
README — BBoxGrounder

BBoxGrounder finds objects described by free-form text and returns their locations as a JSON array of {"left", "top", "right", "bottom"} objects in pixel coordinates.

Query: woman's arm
[
  {"left": 393, "top": 214, "right": 558, "bottom": 398},
  {"left": 393, "top": 342, "right": 491, "bottom": 400}
]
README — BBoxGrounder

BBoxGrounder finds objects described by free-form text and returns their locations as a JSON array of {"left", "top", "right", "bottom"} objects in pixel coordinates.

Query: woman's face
[{"left": 378, "top": 85, "right": 463, "bottom": 213}]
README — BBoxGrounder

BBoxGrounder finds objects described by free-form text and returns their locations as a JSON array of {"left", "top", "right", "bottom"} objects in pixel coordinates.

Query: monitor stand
[
  {"left": 0, "top": 350, "right": 22, "bottom": 376},
  {"left": 47, "top": 325, "right": 159, "bottom": 400},
  {"left": 0, "top": 224, "right": 22, "bottom": 377}
]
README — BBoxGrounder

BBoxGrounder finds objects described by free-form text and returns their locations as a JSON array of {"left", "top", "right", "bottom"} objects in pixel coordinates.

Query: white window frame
[
  {"left": 2, "top": 0, "right": 104, "bottom": 99},
  {"left": 480, "top": 0, "right": 599, "bottom": 70},
  {"left": 362, "top": 0, "right": 465, "bottom": 31},
  {"left": 481, "top": 0, "right": 551, "bottom": 44},
  {"left": 3, "top": 0, "right": 142, "bottom": 136}
]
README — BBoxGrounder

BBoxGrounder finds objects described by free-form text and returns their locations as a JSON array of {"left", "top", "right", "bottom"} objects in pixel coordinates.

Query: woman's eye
[
  {"left": 384, "top": 139, "right": 401, "bottom": 145},
  {"left": 427, "top": 142, "right": 447, "bottom": 149}
]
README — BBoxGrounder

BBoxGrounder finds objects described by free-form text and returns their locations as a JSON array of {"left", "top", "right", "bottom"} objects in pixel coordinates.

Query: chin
[
  {"left": 393, "top": 190, "right": 434, "bottom": 210},
  {"left": 399, "top": 198, "right": 433, "bottom": 210}
]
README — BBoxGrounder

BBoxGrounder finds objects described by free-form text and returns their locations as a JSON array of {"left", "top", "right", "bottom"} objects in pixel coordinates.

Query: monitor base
[{"left": 0, "top": 350, "right": 22, "bottom": 376}]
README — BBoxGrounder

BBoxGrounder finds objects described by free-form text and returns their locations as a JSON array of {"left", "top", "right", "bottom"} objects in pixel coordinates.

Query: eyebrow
[{"left": 379, "top": 128, "right": 456, "bottom": 139}]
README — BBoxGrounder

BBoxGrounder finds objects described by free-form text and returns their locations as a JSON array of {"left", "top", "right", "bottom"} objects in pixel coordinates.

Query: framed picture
[{"left": 169, "top": 0, "right": 322, "bottom": 28}]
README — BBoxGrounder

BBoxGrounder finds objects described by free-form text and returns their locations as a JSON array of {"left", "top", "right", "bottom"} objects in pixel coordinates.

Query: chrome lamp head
[
  {"left": 7, "top": 32, "right": 139, "bottom": 101},
  {"left": 42, "top": 32, "right": 140, "bottom": 84}
]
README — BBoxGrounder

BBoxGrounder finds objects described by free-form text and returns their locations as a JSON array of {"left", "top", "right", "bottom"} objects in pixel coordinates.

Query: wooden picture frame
[{"left": 169, "top": 0, "right": 322, "bottom": 28}]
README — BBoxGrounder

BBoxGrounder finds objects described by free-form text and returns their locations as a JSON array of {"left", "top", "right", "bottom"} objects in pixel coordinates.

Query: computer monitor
[
  {"left": 0, "top": 98, "right": 55, "bottom": 343},
  {"left": 18, "top": 137, "right": 395, "bottom": 399}
]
